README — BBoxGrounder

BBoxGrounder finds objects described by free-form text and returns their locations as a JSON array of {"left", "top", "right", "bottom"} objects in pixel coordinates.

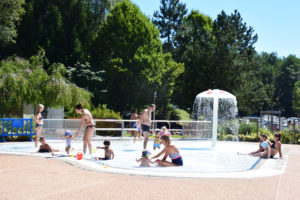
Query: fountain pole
[{"left": 212, "top": 96, "right": 219, "bottom": 147}]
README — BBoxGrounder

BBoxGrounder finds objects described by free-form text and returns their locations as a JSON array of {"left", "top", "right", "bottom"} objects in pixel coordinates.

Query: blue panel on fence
[
  {"left": 12, "top": 119, "right": 24, "bottom": 128},
  {"left": 1, "top": 118, "right": 34, "bottom": 142}
]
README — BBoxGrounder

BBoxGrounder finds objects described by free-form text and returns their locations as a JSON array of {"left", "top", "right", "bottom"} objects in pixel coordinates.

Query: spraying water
[{"left": 191, "top": 89, "right": 239, "bottom": 146}]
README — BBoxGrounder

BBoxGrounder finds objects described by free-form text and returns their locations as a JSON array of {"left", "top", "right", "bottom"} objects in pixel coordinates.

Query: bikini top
[
  {"left": 271, "top": 142, "right": 276, "bottom": 149},
  {"left": 169, "top": 152, "right": 181, "bottom": 160}
]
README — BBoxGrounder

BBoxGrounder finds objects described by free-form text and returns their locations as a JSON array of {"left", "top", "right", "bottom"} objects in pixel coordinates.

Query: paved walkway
[{"left": 1, "top": 144, "right": 300, "bottom": 200}]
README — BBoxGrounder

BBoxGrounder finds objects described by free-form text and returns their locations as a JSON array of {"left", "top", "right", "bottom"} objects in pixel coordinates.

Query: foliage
[
  {"left": 293, "top": 81, "right": 300, "bottom": 115},
  {"left": 172, "top": 10, "right": 214, "bottom": 108},
  {"left": 6, "top": 0, "right": 121, "bottom": 66},
  {"left": 0, "top": 0, "right": 24, "bottom": 46},
  {"left": 67, "top": 61, "right": 105, "bottom": 99},
  {"left": 275, "top": 55, "right": 300, "bottom": 116},
  {"left": 239, "top": 122, "right": 257, "bottom": 135},
  {"left": 91, "top": 0, "right": 184, "bottom": 114},
  {"left": 91, "top": 104, "right": 122, "bottom": 119},
  {"left": 152, "top": 0, "right": 187, "bottom": 52},
  {"left": 0, "top": 50, "right": 92, "bottom": 117}
]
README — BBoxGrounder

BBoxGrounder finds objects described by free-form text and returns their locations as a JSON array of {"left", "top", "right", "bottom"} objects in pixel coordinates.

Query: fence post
[
  {"left": 293, "top": 119, "right": 296, "bottom": 144},
  {"left": 256, "top": 118, "right": 259, "bottom": 139},
  {"left": 121, "top": 121, "right": 124, "bottom": 137}
]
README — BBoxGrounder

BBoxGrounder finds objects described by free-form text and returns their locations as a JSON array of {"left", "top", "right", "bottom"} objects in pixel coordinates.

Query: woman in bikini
[
  {"left": 33, "top": 104, "right": 44, "bottom": 147},
  {"left": 74, "top": 103, "right": 96, "bottom": 155},
  {"left": 151, "top": 135, "right": 183, "bottom": 167},
  {"left": 270, "top": 133, "right": 283, "bottom": 159}
]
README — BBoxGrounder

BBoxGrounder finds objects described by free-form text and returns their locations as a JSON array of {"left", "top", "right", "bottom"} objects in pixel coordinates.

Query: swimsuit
[
  {"left": 142, "top": 124, "right": 150, "bottom": 132},
  {"left": 38, "top": 149, "right": 50, "bottom": 153},
  {"left": 271, "top": 143, "right": 276, "bottom": 149},
  {"left": 35, "top": 114, "right": 43, "bottom": 128},
  {"left": 86, "top": 125, "right": 96, "bottom": 129},
  {"left": 153, "top": 143, "right": 160, "bottom": 148},
  {"left": 66, "top": 138, "right": 71, "bottom": 147},
  {"left": 169, "top": 152, "right": 183, "bottom": 166}
]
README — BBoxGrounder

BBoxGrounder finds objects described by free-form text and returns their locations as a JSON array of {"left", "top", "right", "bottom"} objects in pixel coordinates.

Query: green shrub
[
  {"left": 91, "top": 105, "right": 122, "bottom": 119},
  {"left": 239, "top": 122, "right": 256, "bottom": 135}
]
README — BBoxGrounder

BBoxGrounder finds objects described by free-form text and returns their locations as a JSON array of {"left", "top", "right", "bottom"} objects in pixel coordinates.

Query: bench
[{"left": 1, "top": 118, "right": 35, "bottom": 142}]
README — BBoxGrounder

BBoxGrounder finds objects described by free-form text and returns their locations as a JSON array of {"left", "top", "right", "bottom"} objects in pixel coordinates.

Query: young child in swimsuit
[
  {"left": 153, "top": 132, "right": 161, "bottom": 150},
  {"left": 96, "top": 140, "right": 114, "bottom": 160},
  {"left": 65, "top": 131, "right": 72, "bottom": 154},
  {"left": 136, "top": 150, "right": 155, "bottom": 167},
  {"left": 38, "top": 136, "right": 58, "bottom": 155}
]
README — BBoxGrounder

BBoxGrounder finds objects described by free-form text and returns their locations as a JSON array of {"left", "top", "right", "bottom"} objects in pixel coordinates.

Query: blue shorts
[
  {"left": 153, "top": 143, "right": 160, "bottom": 148},
  {"left": 172, "top": 156, "right": 183, "bottom": 166}
]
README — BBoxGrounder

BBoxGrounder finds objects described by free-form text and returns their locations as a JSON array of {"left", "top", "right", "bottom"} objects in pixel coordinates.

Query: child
[
  {"left": 65, "top": 131, "right": 72, "bottom": 154},
  {"left": 136, "top": 150, "right": 155, "bottom": 167},
  {"left": 252, "top": 141, "right": 271, "bottom": 158},
  {"left": 159, "top": 126, "right": 170, "bottom": 137},
  {"left": 153, "top": 132, "right": 161, "bottom": 150},
  {"left": 96, "top": 140, "right": 114, "bottom": 160},
  {"left": 38, "top": 136, "right": 57, "bottom": 155}
]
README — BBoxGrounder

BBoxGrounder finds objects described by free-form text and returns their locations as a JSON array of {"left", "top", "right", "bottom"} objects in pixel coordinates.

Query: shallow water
[{"left": 0, "top": 140, "right": 260, "bottom": 173}]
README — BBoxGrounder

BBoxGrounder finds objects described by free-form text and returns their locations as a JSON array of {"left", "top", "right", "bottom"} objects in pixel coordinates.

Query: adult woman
[
  {"left": 151, "top": 135, "right": 183, "bottom": 167},
  {"left": 74, "top": 103, "right": 95, "bottom": 155},
  {"left": 270, "top": 133, "right": 283, "bottom": 159},
  {"left": 33, "top": 104, "right": 44, "bottom": 147}
]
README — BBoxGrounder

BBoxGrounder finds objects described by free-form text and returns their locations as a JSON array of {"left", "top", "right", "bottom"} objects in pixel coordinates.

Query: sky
[{"left": 131, "top": 0, "right": 300, "bottom": 58}]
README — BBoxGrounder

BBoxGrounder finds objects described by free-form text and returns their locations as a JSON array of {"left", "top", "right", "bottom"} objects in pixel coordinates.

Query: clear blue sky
[{"left": 131, "top": 0, "right": 300, "bottom": 58}]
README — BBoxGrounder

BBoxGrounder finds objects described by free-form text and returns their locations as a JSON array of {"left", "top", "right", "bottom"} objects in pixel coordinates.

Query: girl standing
[{"left": 34, "top": 104, "right": 44, "bottom": 147}]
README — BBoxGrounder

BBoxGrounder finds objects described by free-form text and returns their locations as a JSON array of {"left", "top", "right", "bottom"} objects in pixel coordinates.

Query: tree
[
  {"left": 6, "top": 0, "right": 121, "bottom": 66},
  {"left": 0, "top": 50, "right": 92, "bottom": 117},
  {"left": 212, "top": 10, "right": 258, "bottom": 91},
  {"left": 293, "top": 81, "right": 300, "bottom": 117},
  {"left": 152, "top": 0, "right": 187, "bottom": 53},
  {"left": 91, "top": 0, "right": 184, "bottom": 114},
  {"left": 0, "top": 0, "right": 24, "bottom": 47},
  {"left": 172, "top": 10, "right": 214, "bottom": 108},
  {"left": 275, "top": 55, "right": 300, "bottom": 116}
]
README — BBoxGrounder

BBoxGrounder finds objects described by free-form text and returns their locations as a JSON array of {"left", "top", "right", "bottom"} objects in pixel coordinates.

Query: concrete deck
[{"left": 1, "top": 144, "right": 300, "bottom": 200}]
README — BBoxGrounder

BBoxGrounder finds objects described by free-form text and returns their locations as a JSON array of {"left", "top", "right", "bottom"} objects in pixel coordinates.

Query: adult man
[{"left": 139, "top": 104, "right": 156, "bottom": 149}]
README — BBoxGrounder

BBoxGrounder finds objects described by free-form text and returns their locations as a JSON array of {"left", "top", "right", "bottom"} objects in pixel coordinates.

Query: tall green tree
[
  {"left": 91, "top": 0, "right": 184, "bottom": 114},
  {"left": 212, "top": 10, "right": 258, "bottom": 91},
  {"left": 293, "top": 81, "right": 300, "bottom": 117},
  {"left": 152, "top": 0, "right": 187, "bottom": 53},
  {"left": 0, "top": 0, "right": 24, "bottom": 47},
  {"left": 172, "top": 10, "right": 214, "bottom": 108},
  {"left": 275, "top": 55, "right": 300, "bottom": 116},
  {"left": 6, "top": 0, "right": 120, "bottom": 66}
]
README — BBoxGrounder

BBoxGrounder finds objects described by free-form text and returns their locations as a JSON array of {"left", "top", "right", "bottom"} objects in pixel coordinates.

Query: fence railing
[
  {"left": 38, "top": 119, "right": 212, "bottom": 139},
  {"left": 1, "top": 118, "right": 34, "bottom": 142}
]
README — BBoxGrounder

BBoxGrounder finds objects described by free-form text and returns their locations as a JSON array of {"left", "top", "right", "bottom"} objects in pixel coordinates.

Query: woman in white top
[{"left": 74, "top": 103, "right": 95, "bottom": 155}]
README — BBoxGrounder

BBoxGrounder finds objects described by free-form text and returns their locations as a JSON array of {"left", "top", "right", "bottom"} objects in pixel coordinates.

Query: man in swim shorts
[{"left": 139, "top": 104, "right": 156, "bottom": 149}]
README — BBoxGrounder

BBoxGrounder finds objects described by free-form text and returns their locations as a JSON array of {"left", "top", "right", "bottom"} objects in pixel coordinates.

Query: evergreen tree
[{"left": 152, "top": 0, "right": 187, "bottom": 53}]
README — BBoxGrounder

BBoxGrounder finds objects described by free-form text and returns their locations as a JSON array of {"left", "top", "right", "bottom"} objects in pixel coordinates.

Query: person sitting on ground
[
  {"left": 65, "top": 131, "right": 73, "bottom": 154},
  {"left": 270, "top": 133, "right": 283, "bottom": 159},
  {"left": 153, "top": 132, "right": 161, "bottom": 150},
  {"left": 136, "top": 150, "right": 155, "bottom": 167},
  {"left": 151, "top": 135, "right": 183, "bottom": 167},
  {"left": 96, "top": 140, "right": 114, "bottom": 160},
  {"left": 38, "top": 136, "right": 58, "bottom": 155},
  {"left": 241, "top": 134, "right": 271, "bottom": 155},
  {"left": 252, "top": 141, "right": 271, "bottom": 158}
]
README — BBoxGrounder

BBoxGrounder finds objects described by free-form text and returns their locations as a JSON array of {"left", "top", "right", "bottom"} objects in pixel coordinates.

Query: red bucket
[{"left": 77, "top": 152, "right": 83, "bottom": 160}]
